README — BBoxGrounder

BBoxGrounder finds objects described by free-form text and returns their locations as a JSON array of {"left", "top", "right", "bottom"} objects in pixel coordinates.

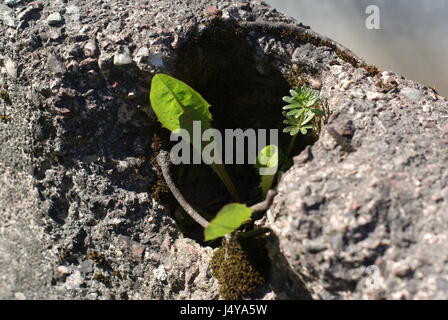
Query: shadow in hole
[
  {"left": 165, "top": 20, "right": 315, "bottom": 244},
  {"left": 263, "top": 232, "right": 313, "bottom": 300}
]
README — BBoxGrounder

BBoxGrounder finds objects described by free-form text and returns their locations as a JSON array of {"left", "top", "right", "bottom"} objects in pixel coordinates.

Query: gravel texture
[{"left": 1, "top": 0, "right": 447, "bottom": 300}]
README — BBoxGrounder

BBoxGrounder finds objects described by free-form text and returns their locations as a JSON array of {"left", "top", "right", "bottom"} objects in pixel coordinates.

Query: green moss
[
  {"left": 335, "top": 49, "right": 360, "bottom": 68},
  {"left": 210, "top": 235, "right": 269, "bottom": 300},
  {"left": 291, "top": 32, "right": 379, "bottom": 76}
]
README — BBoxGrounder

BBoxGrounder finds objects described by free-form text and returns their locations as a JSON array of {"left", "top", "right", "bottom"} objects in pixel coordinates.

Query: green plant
[
  {"left": 204, "top": 203, "right": 253, "bottom": 241},
  {"left": 282, "top": 84, "right": 324, "bottom": 156},
  {"left": 151, "top": 74, "right": 276, "bottom": 242},
  {"left": 150, "top": 73, "right": 240, "bottom": 202},
  {"left": 151, "top": 76, "right": 324, "bottom": 242},
  {"left": 150, "top": 75, "right": 326, "bottom": 299},
  {"left": 255, "top": 145, "right": 281, "bottom": 197},
  {"left": 251, "top": 86, "right": 324, "bottom": 196},
  {"left": 204, "top": 189, "right": 275, "bottom": 241},
  {"left": 156, "top": 151, "right": 275, "bottom": 242}
]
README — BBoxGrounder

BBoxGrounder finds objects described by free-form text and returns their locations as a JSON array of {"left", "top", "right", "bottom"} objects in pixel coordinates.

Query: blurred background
[{"left": 265, "top": 0, "right": 448, "bottom": 96}]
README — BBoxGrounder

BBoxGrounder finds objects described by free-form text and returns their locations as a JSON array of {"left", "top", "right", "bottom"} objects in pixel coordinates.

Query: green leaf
[
  {"left": 301, "top": 111, "right": 315, "bottom": 126},
  {"left": 204, "top": 204, "right": 253, "bottom": 241},
  {"left": 283, "top": 103, "right": 301, "bottom": 110},
  {"left": 291, "top": 127, "right": 301, "bottom": 136},
  {"left": 290, "top": 89, "right": 299, "bottom": 96},
  {"left": 283, "top": 117, "right": 296, "bottom": 125},
  {"left": 150, "top": 74, "right": 240, "bottom": 202},
  {"left": 299, "top": 125, "right": 313, "bottom": 135},
  {"left": 255, "top": 145, "right": 280, "bottom": 196},
  {"left": 255, "top": 145, "right": 279, "bottom": 169},
  {"left": 150, "top": 73, "right": 212, "bottom": 138},
  {"left": 310, "top": 108, "right": 325, "bottom": 116},
  {"left": 304, "top": 97, "right": 319, "bottom": 107},
  {"left": 287, "top": 108, "right": 306, "bottom": 118},
  {"left": 282, "top": 96, "right": 295, "bottom": 104}
]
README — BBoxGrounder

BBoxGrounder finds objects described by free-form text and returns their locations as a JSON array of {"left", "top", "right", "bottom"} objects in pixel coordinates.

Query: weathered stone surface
[
  {"left": 1, "top": 0, "right": 447, "bottom": 300},
  {"left": 1, "top": 0, "right": 276, "bottom": 300},
  {"left": 264, "top": 70, "right": 448, "bottom": 299}
]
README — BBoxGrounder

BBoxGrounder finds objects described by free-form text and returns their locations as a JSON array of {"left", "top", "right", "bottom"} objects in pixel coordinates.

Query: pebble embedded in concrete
[
  {"left": 153, "top": 265, "right": 167, "bottom": 282},
  {"left": 113, "top": 46, "right": 133, "bottom": 66},
  {"left": 5, "top": 0, "right": 23, "bottom": 7},
  {"left": 83, "top": 40, "right": 98, "bottom": 57},
  {"left": 1, "top": 9, "right": 15, "bottom": 28},
  {"left": 4, "top": 56, "right": 17, "bottom": 79},
  {"left": 366, "top": 91, "right": 386, "bottom": 101},
  {"left": 47, "top": 54, "right": 66, "bottom": 75},
  {"left": 65, "top": 270, "right": 83, "bottom": 289},
  {"left": 401, "top": 87, "right": 421, "bottom": 102},
  {"left": 47, "top": 12, "right": 63, "bottom": 26}
]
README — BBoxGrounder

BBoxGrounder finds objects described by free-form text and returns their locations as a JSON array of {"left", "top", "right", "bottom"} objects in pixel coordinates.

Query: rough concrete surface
[
  {"left": 1, "top": 0, "right": 447, "bottom": 300},
  {"left": 265, "top": 66, "right": 448, "bottom": 299}
]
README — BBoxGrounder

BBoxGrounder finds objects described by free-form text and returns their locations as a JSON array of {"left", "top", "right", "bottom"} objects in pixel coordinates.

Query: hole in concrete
[
  {"left": 150, "top": 20, "right": 318, "bottom": 298},
  {"left": 173, "top": 25, "right": 287, "bottom": 212},
  {"left": 150, "top": 21, "right": 316, "bottom": 241}
]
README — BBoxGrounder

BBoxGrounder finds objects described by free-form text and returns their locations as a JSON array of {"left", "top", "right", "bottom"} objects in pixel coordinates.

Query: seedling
[
  {"left": 150, "top": 75, "right": 323, "bottom": 242},
  {"left": 255, "top": 145, "right": 281, "bottom": 197},
  {"left": 150, "top": 73, "right": 240, "bottom": 202},
  {"left": 150, "top": 74, "right": 325, "bottom": 301},
  {"left": 282, "top": 84, "right": 324, "bottom": 156},
  {"left": 156, "top": 151, "right": 275, "bottom": 241},
  {"left": 150, "top": 74, "right": 275, "bottom": 241},
  {"left": 253, "top": 86, "right": 324, "bottom": 196},
  {"left": 204, "top": 203, "right": 253, "bottom": 241}
]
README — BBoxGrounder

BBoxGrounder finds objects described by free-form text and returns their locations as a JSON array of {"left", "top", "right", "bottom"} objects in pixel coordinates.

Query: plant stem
[
  {"left": 202, "top": 139, "right": 240, "bottom": 202},
  {"left": 286, "top": 134, "right": 297, "bottom": 157},
  {"left": 250, "top": 189, "right": 277, "bottom": 212},
  {"left": 157, "top": 150, "right": 276, "bottom": 231},
  {"left": 286, "top": 111, "right": 305, "bottom": 157},
  {"left": 157, "top": 151, "right": 210, "bottom": 228},
  {"left": 211, "top": 163, "right": 241, "bottom": 202},
  {"left": 260, "top": 174, "right": 275, "bottom": 198}
]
